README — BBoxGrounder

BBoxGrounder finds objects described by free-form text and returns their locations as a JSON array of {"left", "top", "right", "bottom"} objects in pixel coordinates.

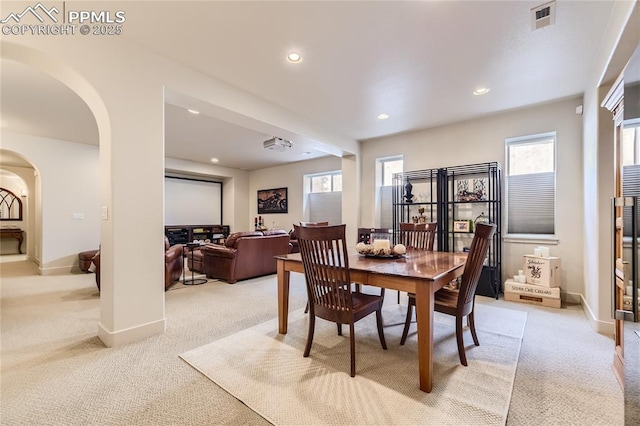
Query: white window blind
[
  {"left": 507, "top": 172, "right": 555, "bottom": 234},
  {"left": 308, "top": 192, "right": 342, "bottom": 225},
  {"left": 379, "top": 186, "right": 393, "bottom": 229},
  {"left": 623, "top": 164, "right": 640, "bottom": 237}
]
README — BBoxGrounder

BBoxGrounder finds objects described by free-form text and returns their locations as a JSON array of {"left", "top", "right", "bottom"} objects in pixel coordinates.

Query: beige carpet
[{"left": 181, "top": 302, "right": 527, "bottom": 425}]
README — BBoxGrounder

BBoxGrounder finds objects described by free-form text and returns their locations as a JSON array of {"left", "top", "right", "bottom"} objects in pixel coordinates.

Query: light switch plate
[{"left": 101, "top": 206, "right": 108, "bottom": 220}]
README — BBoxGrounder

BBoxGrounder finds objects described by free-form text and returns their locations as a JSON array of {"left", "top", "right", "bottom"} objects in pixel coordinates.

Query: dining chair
[
  {"left": 294, "top": 223, "right": 387, "bottom": 377},
  {"left": 296, "top": 222, "right": 330, "bottom": 314},
  {"left": 400, "top": 223, "right": 497, "bottom": 367},
  {"left": 397, "top": 222, "right": 437, "bottom": 303},
  {"left": 299, "top": 221, "right": 329, "bottom": 227},
  {"left": 399, "top": 222, "right": 437, "bottom": 250}
]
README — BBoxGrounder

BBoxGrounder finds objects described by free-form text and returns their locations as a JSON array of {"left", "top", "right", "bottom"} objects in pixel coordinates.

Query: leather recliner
[
  {"left": 92, "top": 236, "right": 183, "bottom": 291},
  {"left": 201, "top": 230, "right": 290, "bottom": 283}
]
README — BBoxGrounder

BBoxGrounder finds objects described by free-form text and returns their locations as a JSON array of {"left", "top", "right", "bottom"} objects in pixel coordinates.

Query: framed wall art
[
  {"left": 453, "top": 220, "right": 472, "bottom": 233},
  {"left": 257, "top": 187, "right": 288, "bottom": 214}
]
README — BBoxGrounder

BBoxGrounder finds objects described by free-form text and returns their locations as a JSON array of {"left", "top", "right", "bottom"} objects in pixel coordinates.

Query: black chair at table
[
  {"left": 400, "top": 223, "right": 497, "bottom": 367},
  {"left": 294, "top": 223, "right": 387, "bottom": 377}
]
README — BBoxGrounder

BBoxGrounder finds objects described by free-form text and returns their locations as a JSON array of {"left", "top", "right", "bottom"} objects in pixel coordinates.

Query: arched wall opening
[
  {"left": 1, "top": 40, "right": 168, "bottom": 347},
  {"left": 0, "top": 150, "right": 38, "bottom": 261}
]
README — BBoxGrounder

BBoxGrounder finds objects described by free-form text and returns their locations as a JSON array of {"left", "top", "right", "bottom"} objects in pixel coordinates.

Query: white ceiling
[{"left": 0, "top": 1, "right": 617, "bottom": 171}]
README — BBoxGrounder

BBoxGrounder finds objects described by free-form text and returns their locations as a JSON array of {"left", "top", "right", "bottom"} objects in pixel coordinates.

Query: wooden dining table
[{"left": 275, "top": 249, "right": 467, "bottom": 393}]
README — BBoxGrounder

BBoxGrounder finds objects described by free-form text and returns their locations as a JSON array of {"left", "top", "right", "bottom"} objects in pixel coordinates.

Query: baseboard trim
[
  {"left": 580, "top": 293, "right": 615, "bottom": 337},
  {"left": 97, "top": 317, "right": 166, "bottom": 347},
  {"left": 39, "top": 265, "right": 73, "bottom": 275},
  {"left": 564, "top": 291, "right": 582, "bottom": 305}
]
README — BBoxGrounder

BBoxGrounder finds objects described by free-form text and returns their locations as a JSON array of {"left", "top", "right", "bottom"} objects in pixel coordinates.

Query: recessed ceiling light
[
  {"left": 187, "top": 108, "right": 200, "bottom": 114},
  {"left": 287, "top": 52, "right": 302, "bottom": 63},
  {"left": 210, "top": 157, "right": 219, "bottom": 163},
  {"left": 473, "top": 87, "right": 490, "bottom": 96},
  {"left": 377, "top": 113, "right": 390, "bottom": 120}
]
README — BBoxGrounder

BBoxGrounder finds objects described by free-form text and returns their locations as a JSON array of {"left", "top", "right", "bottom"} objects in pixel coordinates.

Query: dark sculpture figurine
[{"left": 404, "top": 177, "right": 414, "bottom": 203}]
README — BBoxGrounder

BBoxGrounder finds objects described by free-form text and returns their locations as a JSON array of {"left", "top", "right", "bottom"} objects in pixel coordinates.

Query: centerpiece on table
[{"left": 356, "top": 240, "right": 406, "bottom": 258}]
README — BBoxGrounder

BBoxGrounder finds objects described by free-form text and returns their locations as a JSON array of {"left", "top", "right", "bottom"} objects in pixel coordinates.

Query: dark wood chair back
[
  {"left": 399, "top": 222, "right": 437, "bottom": 250},
  {"left": 299, "top": 221, "right": 329, "bottom": 227},
  {"left": 457, "top": 223, "right": 496, "bottom": 314},
  {"left": 293, "top": 223, "right": 387, "bottom": 376},
  {"left": 401, "top": 223, "right": 497, "bottom": 367},
  {"left": 294, "top": 224, "right": 352, "bottom": 322}
]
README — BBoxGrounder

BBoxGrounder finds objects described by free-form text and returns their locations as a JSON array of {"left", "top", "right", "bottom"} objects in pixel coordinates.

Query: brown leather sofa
[
  {"left": 201, "top": 230, "right": 290, "bottom": 283},
  {"left": 92, "top": 236, "right": 183, "bottom": 291}
]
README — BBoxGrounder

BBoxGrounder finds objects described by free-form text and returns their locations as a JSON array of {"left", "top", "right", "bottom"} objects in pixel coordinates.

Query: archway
[{"left": 0, "top": 150, "right": 38, "bottom": 260}]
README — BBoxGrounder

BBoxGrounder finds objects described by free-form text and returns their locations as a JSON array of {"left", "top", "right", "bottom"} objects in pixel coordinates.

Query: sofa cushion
[
  {"left": 202, "top": 244, "right": 237, "bottom": 259},
  {"left": 225, "top": 231, "right": 263, "bottom": 248},
  {"left": 262, "top": 229, "right": 288, "bottom": 237}
]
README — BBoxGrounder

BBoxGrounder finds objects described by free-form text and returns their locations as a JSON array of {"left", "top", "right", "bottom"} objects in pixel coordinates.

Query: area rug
[{"left": 180, "top": 302, "right": 527, "bottom": 425}]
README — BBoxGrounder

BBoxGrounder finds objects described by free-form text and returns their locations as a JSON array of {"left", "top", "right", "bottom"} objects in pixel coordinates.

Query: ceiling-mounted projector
[{"left": 263, "top": 137, "right": 293, "bottom": 151}]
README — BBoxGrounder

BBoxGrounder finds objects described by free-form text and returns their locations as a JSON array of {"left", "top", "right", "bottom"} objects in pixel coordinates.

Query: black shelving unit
[
  {"left": 357, "top": 228, "right": 393, "bottom": 244},
  {"left": 392, "top": 162, "right": 502, "bottom": 298},
  {"left": 164, "top": 225, "right": 230, "bottom": 246}
]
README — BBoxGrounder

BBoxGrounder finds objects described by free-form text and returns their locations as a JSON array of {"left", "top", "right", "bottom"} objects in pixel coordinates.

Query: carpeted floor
[
  {"left": 181, "top": 304, "right": 526, "bottom": 425},
  {"left": 0, "top": 258, "right": 623, "bottom": 425}
]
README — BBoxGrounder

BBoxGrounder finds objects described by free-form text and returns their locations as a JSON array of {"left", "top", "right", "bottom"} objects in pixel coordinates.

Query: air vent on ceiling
[
  {"left": 531, "top": 1, "right": 556, "bottom": 31},
  {"left": 263, "top": 137, "right": 293, "bottom": 152}
]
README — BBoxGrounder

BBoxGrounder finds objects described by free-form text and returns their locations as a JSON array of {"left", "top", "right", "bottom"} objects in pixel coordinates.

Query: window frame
[
  {"left": 505, "top": 131, "right": 557, "bottom": 238},
  {"left": 375, "top": 155, "right": 403, "bottom": 228},
  {"left": 308, "top": 171, "right": 343, "bottom": 193}
]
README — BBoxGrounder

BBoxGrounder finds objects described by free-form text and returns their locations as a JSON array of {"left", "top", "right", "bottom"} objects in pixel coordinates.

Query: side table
[{"left": 184, "top": 242, "right": 207, "bottom": 285}]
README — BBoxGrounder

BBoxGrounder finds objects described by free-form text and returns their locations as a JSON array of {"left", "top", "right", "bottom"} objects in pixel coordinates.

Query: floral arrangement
[{"left": 355, "top": 242, "right": 406, "bottom": 256}]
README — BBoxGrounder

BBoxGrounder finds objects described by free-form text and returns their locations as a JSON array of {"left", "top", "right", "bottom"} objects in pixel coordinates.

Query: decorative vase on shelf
[
  {"left": 474, "top": 212, "right": 490, "bottom": 229},
  {"left": 404, "top": 177, "right": 414, "bottom": 204}
]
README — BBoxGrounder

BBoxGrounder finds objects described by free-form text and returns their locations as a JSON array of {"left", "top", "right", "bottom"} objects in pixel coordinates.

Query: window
[
  {"left": 305, "top": 171, "right": 342, "bottom": 224},
  {"left": 310, "top": 172, "right": 342, "bottom": 193},
  {"left": 622, "top": 123, "right": 640, "bottom": 237},
  {"left": 376, "top": 156, "right": 403, "bottom": 228},
  {"left": 506, "top": 132, "right": 556, "bottom": 235},
  {"left": 622, "top": 125, "right": 640, "bottom": 166},
  {"left": 382, "top": 158, "right": 403, "bottom": 186}
]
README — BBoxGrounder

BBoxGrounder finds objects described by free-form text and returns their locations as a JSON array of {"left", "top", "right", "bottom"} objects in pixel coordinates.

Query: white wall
[
  {"left": 360, "top": 97, "right": 585, "bottom": 300},
  {"left": 1, "top": 132, "right": 100, "bottom": 272},
  {"left": 249, "top": 156, "right": 342, "bottom": 232},
  {"left": 582, "top": 1, "right": 640, "bottom": 334}
]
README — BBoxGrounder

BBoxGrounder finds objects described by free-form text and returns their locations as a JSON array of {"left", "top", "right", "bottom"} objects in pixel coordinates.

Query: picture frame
[
  {"left": 453, "top": 220, "right": 472, "bottom": 233},
  {"left": 257, "top": 187, "right": 288, "bottom": 214}
]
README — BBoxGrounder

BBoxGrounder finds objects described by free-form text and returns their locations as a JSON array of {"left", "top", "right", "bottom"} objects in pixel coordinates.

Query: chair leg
[
  {"left": 337, "top": 323, "right": 342, "bottom": 336},
  {"left": 397, "top": 290, "right": 401, "bottom": 304},
  {"left": 456, "top": 315, "right": 468, "bottom": 366},
  {"left": 304, "top": 302, "right": 309, "bottom": 314},
  {"left": 349, "top": 322, "right": 356, "bottom": 377},
  {"left": 376, "top": 309, "right": 387, "bottom": 350},
  {"left": 400, "top": 297, "right": 414, "bottom": 346},
  {"left": 304, "top": 314, "right": 315, "bottom": 358},
  {"left": 468, "top": 311, "right": 480, "bottom": 346}
]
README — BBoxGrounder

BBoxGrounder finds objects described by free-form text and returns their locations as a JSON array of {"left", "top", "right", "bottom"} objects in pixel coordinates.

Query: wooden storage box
[
  {"left": 523, "top": 255, "right": 561, "bottom": 287},
  {"left": 504, "top": 279, "right": 560, "bottom": 299},
  {"left": 504, "top": 290, "right": 561, "bottom": 308}
]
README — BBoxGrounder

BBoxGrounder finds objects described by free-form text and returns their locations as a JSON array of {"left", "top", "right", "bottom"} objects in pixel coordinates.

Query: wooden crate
[
  {"left": 504, "top": 290, "right": 561, "bottom": 308},
  {"left": 504, "top": 279, "right": 560, "bottom": 299},
  {"left": 523, "top": 255, "right": 561, "bottom": 287}
]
